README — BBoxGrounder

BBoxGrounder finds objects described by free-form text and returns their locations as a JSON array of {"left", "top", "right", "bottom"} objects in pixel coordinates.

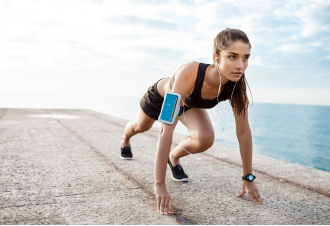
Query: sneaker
[
  {"left": 120, "top": 146, "right": 133, "bottom": 159},
  {"left": 120, "top": 140, "right": 133, "bottom": 160},
  {"left": 167, "top": 158, "right": 189, "bottom": 182}
]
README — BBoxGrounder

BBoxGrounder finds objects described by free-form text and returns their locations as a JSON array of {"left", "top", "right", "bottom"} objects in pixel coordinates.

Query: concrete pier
[{"left": 0, "top": 108, "right": 329, "bottom": 224}]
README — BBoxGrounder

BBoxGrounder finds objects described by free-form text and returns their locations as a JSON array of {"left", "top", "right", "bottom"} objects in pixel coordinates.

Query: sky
[{"left": 1, "top": 0, "right": 330, "bottom": 108}]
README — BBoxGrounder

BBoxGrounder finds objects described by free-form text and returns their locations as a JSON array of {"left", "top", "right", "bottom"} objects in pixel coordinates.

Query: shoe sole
[
  {"left": 119, "top": 155, "right": 133, "bottom": 160},
  {"left": 170, "top": 174, "right": 189, "bottom": 182}
]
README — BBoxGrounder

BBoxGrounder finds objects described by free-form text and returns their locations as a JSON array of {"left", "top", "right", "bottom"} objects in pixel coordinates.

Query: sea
[
  {"left": 2, "top": 92, "right": 330, "bottom": 172},
  {"left": 91, "top": 95, "right": 330, "bottom": 172}
]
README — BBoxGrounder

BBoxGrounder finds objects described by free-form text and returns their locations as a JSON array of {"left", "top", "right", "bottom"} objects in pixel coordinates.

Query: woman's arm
[
  {"left": 154, "top": 119, "right": 178, "bottom": 214},
  {"left": 154, "top": 62, "right": 198, "bottom": 214},
  {"left": 234, "top": 108, "right": 252, "bottom": 175},
  {"left": 234, "top": 107, "right": 265, "bottom": 204}
]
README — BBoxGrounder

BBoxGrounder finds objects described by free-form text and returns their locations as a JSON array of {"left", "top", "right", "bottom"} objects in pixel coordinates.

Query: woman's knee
[
  {"left": 133, "top": 120, "right": 151, "bottom": 133},
  {"left": 194, "top": 132, "right": 215, "bottom": 151}
]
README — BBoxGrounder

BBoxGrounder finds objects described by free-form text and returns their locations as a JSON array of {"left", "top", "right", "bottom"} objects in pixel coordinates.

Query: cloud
[
  {"left": 126, "top": 0, "right": 168, "bottom": 5},
  {"left": 0, "top": 0, "right": 10, "bottom": 13},
  {"left": 249, "top": 56, "right": 263, "bottom": 66},
  {"left": 295, "top": 1, "right": 330, "bottom": 37},
  {"left": 32, "top": 19, "right": 63, "bottom": 29},
  {"left": 132, "top": 46, "right": 184, "bottom": 62},
  {"left": 178, "top": 0, "right": 195, "bottom": 5},
  {"left": 5, "top": 36, "right": 41, "bottom": 44},
  {"left": 105, "top": 15, "right": 177, "bottom": 30},
  {"left": 93, "top": 0, "right": 104, "bottom": 4},
  {"left": 0, "top": 0, "right": 330, "bottom": 106}
]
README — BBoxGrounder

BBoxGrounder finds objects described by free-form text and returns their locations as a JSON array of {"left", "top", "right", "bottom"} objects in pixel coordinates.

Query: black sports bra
[{"left": 169, "top": 62, "right": 228, "bottom": 108}]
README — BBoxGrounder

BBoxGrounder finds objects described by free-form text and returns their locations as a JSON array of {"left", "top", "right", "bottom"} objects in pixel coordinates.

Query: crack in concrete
[
  {"left": 0, "top": 200, "right": 88, "bottom": 210},
  {"left": 53, "top": 115, "right": 195, "bottom": 225},
  {"left": 0, "top": 217, "right": 63, "bottom": 224},
  {"left": 50, "top": 190, "right": 115, "bottom": 198},
  {"left": 83, "top": 109, "right": 330, "bottom": 199}
]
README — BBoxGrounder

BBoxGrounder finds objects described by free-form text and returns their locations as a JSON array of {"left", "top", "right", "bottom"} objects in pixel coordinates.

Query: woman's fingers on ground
[
  {"left": 236, "top": 190, "right": 245, "bottom": 197},
  {"left": 160, "top": 197, "right": 165, "bottom": 214},
  {"left": 236, "top": 188, "right": 265, "bottom": 205},
  {"left": 164, "top": 198, "right": 169, "bottom": 214},
  {"left": 157, "top": 197, "right": 161, "bottom": 212},
  {"left": 254, "top": 190, "right": 265, "bottom": 204},
  {"left": 252, "top": 190, "right": 262, "bottom": 203},
  {"left": 247, "top": 190, "right": 258, "bottom": 203},
  {"left": 157, "top": 195, "right": 173, "bottom": 214}
]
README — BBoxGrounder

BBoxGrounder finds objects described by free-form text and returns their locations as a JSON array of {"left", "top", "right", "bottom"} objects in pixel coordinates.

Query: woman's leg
[
  {"left": 121, "top": 106, "right": 156, "bottom": 148},
  {"left": 169, "top": 108, "right": 215, "bottom": 166}
]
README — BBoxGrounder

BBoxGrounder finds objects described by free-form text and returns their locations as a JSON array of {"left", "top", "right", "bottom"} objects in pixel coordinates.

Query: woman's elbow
[
  {"left": 237, "top": 129, "right": 252, "bottom": 142},
  {"left": 159, "top": 123, "right": 175, "bottom": 136}
]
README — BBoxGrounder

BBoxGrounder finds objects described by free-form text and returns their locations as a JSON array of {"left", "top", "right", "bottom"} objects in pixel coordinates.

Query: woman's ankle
[
  {"left": 121, "top": 136, "right": 131, "bottom": 148},
  {"left": 170, "top": 152, "right": 180, "bottom": 167}
]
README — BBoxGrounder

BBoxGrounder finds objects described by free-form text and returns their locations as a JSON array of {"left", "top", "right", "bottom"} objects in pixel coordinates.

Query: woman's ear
[{"left": 212, "top": 52, "right": 218, "bottom": 64}]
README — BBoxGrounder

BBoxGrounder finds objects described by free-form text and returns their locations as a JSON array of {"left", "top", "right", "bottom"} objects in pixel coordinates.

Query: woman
[{"left": 120, "top": 28, "right": 265, "bottom": 215}]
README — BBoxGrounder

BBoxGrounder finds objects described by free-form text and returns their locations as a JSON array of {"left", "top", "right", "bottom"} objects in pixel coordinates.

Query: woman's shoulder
[
  {"left": 169, "top": 61, "right": 200, "bottom": 94},
  {"left": 178, "top": 61, "right": 200, "bottom": 71},
  {"left": 175, "top": 61, "right": 200, "bottom": 80}
]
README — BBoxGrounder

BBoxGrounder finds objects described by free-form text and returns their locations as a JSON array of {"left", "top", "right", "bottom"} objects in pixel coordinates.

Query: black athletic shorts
[{"left": 140, "top": 78, "right": 192, "bottom": 121}]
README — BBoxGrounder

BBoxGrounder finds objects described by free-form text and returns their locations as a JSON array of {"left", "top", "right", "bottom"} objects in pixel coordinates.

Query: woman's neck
[{"left": 206, "top": 64, "right": 229, "bottom": 89}]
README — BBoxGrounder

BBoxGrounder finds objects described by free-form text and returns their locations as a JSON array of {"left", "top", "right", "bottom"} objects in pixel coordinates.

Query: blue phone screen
[{"left": 159, "top": 93, "right": 178, "bottom": 122}]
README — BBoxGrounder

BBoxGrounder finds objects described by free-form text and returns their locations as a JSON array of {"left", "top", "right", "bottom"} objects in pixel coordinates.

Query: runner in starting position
[{"left": 120, "top": 28, "right": 265, "bottom": 215}]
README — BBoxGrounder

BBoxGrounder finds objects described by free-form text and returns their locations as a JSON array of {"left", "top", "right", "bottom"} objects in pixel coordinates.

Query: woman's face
[{"left": 217, "top": 41, "right": 250, "bottom": 82}]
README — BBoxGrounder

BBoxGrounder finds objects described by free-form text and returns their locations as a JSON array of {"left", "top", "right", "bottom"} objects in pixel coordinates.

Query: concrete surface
[{"left": 0, "top": 108, "right": 329, "bottom": 225}]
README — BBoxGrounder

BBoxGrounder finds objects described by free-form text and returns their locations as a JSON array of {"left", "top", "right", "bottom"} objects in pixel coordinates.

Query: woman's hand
[
  {"left": 154, "top": 183, "right": 173, "bottom": 214},
  {"left": 236, "top": 180, "right": 265, "bottom": 204}
]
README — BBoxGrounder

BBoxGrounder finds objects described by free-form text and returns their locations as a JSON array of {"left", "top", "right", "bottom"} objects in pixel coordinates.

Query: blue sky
[{"left": 1, "top": 0, "right": 330, "bottom": 107}]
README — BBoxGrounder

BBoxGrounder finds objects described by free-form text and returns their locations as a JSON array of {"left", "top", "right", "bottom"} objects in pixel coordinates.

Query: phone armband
[{"left": 158, "top": 91, "right": 181, "bottom": 124}]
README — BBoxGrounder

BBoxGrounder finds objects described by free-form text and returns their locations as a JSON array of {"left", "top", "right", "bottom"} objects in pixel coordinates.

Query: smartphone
[{"left": 158, "top": 91, "right": 181, "bottom": 124}]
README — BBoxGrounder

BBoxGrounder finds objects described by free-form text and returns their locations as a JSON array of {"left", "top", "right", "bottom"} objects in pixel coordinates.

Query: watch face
[{"left": 248, "top": 175, "right": 253, "bottom": 181}]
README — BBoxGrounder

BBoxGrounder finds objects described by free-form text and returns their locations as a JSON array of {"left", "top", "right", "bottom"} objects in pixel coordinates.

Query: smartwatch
[{"left": 242, "top": 174, "right": 256, "bottom": 182}]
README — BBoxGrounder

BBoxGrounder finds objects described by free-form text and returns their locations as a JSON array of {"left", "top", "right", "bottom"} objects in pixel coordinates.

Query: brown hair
[{"left": 213, "top": 28, "right": 253, "bottom": 117}]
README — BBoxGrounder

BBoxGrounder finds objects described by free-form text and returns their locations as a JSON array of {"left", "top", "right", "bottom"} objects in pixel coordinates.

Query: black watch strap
[{"left": 242, "top": 174, "right": 256, "bottom": 182}]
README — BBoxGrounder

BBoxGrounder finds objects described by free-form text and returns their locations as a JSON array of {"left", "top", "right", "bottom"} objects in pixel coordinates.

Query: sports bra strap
[
  {"left": 169, "top": 63, "right": 208, "bottom": 97},
  {"left": 189, "top": 62, "right": 209, "bottom": 99}
]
